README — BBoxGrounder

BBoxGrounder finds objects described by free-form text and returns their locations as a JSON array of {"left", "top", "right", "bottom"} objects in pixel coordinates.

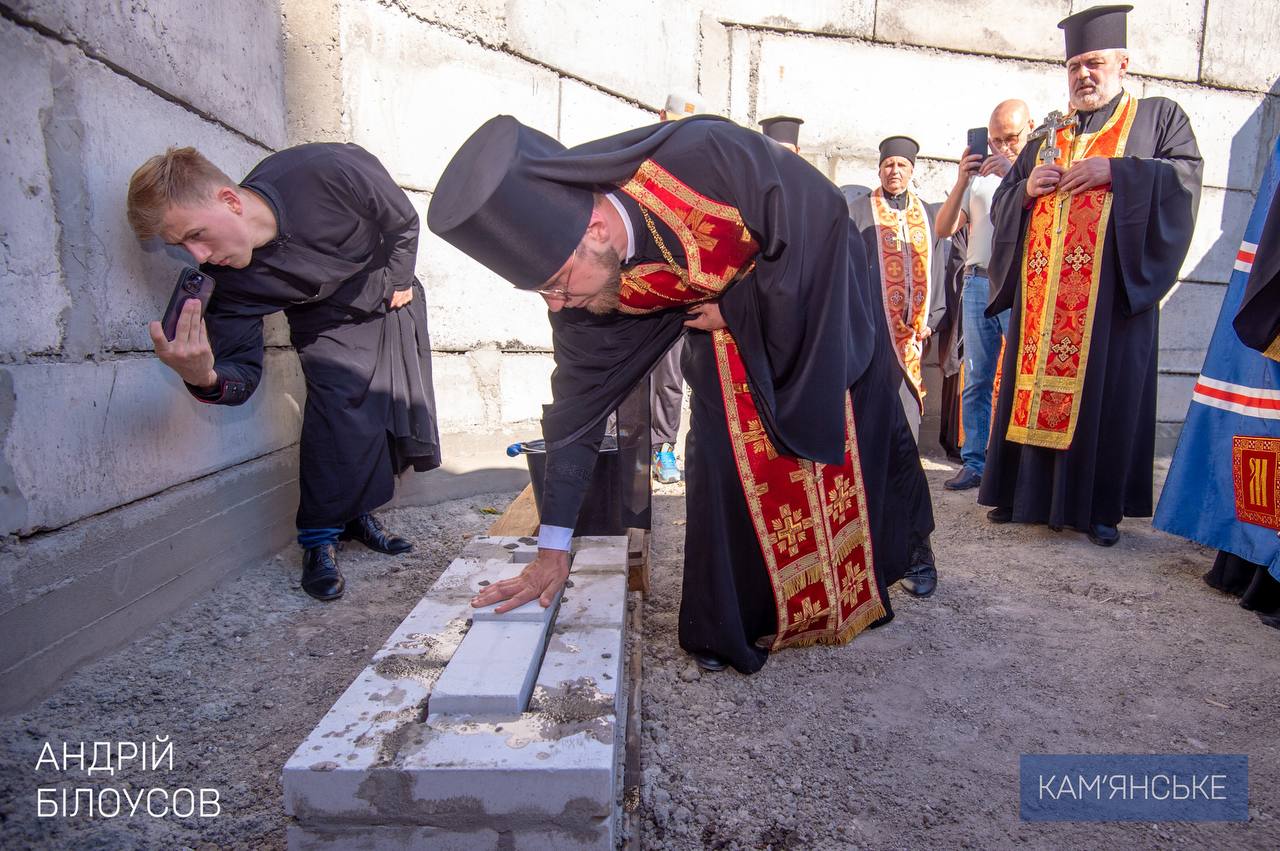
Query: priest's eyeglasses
[{"left": 534, "top": 252, "right": 585, "bottom": 302}]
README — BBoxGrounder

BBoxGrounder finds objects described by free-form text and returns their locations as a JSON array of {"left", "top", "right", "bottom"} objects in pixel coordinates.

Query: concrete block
[
  {"left": 428, "top": 620, "right": 552, "bottom": 716},
  {"left": 875, "top": 0, "right": 1068, "bottom": 61},
  {"left": 395, "top": 0, "right": 508, "bottom": 46},
  {"left": 1075, "top": 0, "right": 1203, "bottom": 82},
  {"left": 463, "top": 534, "right": 542, "bottom": 560},
  {"left": 428, "top": 353, "right": 491, "bottom": 433},
  {"left": 1139, "top": 80, "right": 1272, "bottom": 192},
  {"left": 558, "top": 571, "right": 627, "bottom": 629},
  {"left": 1159, "top": 281, "right": 1225, "bottom": 373},
  {"left": 569, "top": 537, "right": 630, "bottom": 571},
  {"left": 390, "top": 430, "right": 532, "bottom": 512},
  {"left": 698, "top": 15, "right": 734, "bottom": 118},
  {"left": 1158, "top": 371, "right": 1196, "bottom": 422},
  {"left": 10, "top": 0, "right": 286, "bottom": 148},
  {"left": 533, "top": 626, "right": 625, "bottom": 717},
  {"left": 408, "top": 190, "right": 553, "bottom": 352},
  {"left": 558, "top": 79, "right": 656, "bottom": 147},
  {"left": 725, "top": 28, "right": 757, "bottom": 125},
  {"left": 505, "top": 0, "right": 701, "bottom": 108},
  {"left": 1182, "top": 187, "right": 1254, "bottom": 284},
  {"left": 2, "top": 351, "right": 304, "bottom": 535},
  {"left": 280, "top": 0, "right": 345, "bottom": 145},
  {"left": 49, "top": 44, "right": 270, "bottom": 354},
  {"left": 284, "top": 536, "right": 629, "bottom": 849},
  {"left": 0, "top": 21, "right": 65, "bottom": 358},
  {"left": 499, "top": 354, "right": 556, "bottom": 423},
  {"left": 342, "top": 2, "right": 559, "bottom": 193},
  {"left": 0, "top": 448, "right": 298, "bottom": 714},
  {"left": 1201, "top": 0, "right": 1280, "bottom": 94},
  {"left": 754, "top": 34, "right": 1065, "bottom": 164},
  {"left": 708, "top": 0, "right": 874, "bottom": 37}
]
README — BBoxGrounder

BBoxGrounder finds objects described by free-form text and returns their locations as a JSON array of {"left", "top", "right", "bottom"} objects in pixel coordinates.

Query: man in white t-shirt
[{"left": 935, "top": 99, "right": 1035, "bottom": 491}]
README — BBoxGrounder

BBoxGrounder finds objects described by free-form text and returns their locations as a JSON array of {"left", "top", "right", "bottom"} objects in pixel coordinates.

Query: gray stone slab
[
  {"left": 428, "top": 620, "right": 552, "bottom": 717},
  {"left": 284, "top": 535, "right": 628, "bottom": 847},
  {"left": 558, "top": 571, "right": 628, "bottom": 629}
]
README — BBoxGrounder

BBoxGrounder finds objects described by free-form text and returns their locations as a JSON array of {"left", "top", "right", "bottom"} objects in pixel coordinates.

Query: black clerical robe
[
  {"left": 190, "top": 143, "right": 440, "bottom": 529},
  {"left": 978, "top": 91, "right": 1202, "bottom": 530},
  {"left": 938, "top": 227, "right": 969, "bottom": 460},
  {"left": 1233, "top": 179, "right": 1280, "bottom": 358},
  {"left": 533, "top": 118, "right": 933, "bottom": 672},
  {"left": 848, "top": 189, "right": 948, "bottom": 412}
]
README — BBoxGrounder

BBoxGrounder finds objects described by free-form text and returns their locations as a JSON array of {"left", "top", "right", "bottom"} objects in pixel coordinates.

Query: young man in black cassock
[
  {"left": 127, "top": 144, "right": 440, "bottom": 601},
  {"left": 979, "top": 4, "right": 1202, "bottom": 547},
  {"left": 428, "top": 114, "right": 936, "bottom": 674}
]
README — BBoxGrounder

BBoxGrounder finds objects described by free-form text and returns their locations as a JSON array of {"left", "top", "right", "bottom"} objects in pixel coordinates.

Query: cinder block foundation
[{"left": 283, "top": 535, "right": 630, "bottom": 850}]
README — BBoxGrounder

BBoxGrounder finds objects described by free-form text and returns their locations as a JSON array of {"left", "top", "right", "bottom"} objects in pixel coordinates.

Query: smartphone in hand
[
  {"left": 161, "top": 267, "right": 216, "bottom": 342},
  {"left": 966, "top": 127, "right": 989, "bottom": 161}
]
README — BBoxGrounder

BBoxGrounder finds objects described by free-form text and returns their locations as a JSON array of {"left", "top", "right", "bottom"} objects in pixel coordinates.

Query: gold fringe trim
[{"left": 780, "top": 565, "right": 825, "bottom": 601}]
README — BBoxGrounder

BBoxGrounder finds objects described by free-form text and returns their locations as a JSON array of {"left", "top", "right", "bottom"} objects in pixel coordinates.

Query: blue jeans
[{"left": 960, "top": 272, "right": 1010, "bottom": 475}]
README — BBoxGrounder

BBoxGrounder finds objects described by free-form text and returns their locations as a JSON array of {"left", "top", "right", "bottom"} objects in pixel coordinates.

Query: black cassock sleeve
[
  {"left": 335, "top": 146, "right": 421, "bottom": 292},
  {"left": 1109, "top": 99, "right": 1202, "bottom": 315},
  {"left": 1233, "top": 181, "right": 1280, "bottom": 353},
  {"left": 185, "top": 291, "right": 277, "bottom": 406}
]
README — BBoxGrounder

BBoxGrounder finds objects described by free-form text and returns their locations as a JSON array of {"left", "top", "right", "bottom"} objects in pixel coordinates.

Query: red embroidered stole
[
  {"left": 870, "top": 188, "right": 933, "bottom": 405},
  {"left": 1007, "top": 92, "right": 1138, "bottom": 449},
  {"left": 619, "top": 161, "right": 886, "bottom": 647}
]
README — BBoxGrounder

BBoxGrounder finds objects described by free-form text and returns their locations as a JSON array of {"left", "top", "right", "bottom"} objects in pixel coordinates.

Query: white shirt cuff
[{"left": 538, "top": 524, "right": 574, "bottom": 552}]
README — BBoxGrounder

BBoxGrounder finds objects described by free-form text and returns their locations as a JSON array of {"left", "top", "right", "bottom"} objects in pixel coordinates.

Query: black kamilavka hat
[
  {"left": 1058, "top": 4, "right": 1132, "bottom": 60},
  {"left": 427, "top": 116, "right": 594, "bottom": 290},
  {"left": 759, "top": 115, "right": 804, "bottom": 147},
  {"left": 878, "top": 135, "right": 920, "bottom": 165}
]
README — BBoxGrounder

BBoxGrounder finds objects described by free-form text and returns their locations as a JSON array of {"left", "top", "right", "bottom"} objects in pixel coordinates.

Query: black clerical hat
[
  {"left": 878, "top": 135, "right": 919, "bottom": 165},
  {"left": 427, "top": 115, "right": 594, "bottom": 290},
  {"left": 1058, "top": 4, "right": 1132, "bottom": 60},
  {"left": 760, "top": 115, "right": 804, "bottom": 147}
]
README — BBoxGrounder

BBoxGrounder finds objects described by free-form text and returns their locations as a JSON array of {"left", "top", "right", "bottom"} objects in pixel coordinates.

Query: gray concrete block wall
[{"left": 0, "top": 3, "right": 295, "bottom": 712}]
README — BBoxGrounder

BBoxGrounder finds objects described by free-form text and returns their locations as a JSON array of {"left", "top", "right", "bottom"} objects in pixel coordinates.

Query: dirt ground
[
  {"left": 1, "top": 458, "right": 1278, "bottom": 850},
  {"left": 636, "top": 459, "right": 1280, "bottom": 849}
]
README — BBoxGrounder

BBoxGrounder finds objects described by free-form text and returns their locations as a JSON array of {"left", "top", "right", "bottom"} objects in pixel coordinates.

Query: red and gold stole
[
  {"left": 619, "top": 160, "right": 886, "bottom": 648},
  {"left": 870, "top": 188, "right": 933, "bottom": 406},
  {"left": 1007, "top": 92, "right": 1138, "bottom": 449}
]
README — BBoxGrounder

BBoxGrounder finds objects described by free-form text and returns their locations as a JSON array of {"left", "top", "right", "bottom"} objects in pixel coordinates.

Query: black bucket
[{"left": 508, "top": 378, "right": 652, "bottom": 535}]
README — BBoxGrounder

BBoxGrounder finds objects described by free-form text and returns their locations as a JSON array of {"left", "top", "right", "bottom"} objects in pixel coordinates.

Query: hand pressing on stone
[{"left": 471, "top": 549, "right": 570, "bottom": 614}]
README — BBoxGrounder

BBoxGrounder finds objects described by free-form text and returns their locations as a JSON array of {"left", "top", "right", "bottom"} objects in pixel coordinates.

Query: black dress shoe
[
  {"left": 901, "top": 540, "right": 938, "bottom": 598},
  {"left": 340, "top": 513, "right": 413, "bottom": 555},
  {"left": 691, "top": 653, "right": 727, "bottom": 672},
  {"left": 943, "top": 467, "right": 982, "bottom": 491},
  {"left": 1087, "top": 523, "right": 1120, "bottom": 547},
  {"left": 301, "top": 544, "right": 345, "bottom": 601},
  {"left": 987, "top": 506, "right": 1013, "bottom": 524}
]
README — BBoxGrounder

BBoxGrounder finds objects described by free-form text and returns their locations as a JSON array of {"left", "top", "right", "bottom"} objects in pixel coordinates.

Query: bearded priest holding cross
[{"left": 978, "top": 4, "right": 1203, "bottom": 546}]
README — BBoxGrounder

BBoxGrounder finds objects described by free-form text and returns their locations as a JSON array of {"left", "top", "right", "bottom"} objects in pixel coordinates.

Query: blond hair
[{"left": 126, "top": 147, "right": 235, "bottom": 240}]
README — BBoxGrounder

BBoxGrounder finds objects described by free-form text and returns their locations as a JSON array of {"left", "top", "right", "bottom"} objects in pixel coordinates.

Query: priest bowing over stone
[
  {"left": 978, "top": 4, "right": 1202, "bottom": 547},
  {"left": 429, "top": 114, "right": 937, "bottom": 674}
]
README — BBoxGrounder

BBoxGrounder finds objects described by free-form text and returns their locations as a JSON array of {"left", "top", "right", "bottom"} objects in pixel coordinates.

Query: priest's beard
[
  {"left": 1071, "top": 78, "right": 1122, "bottom": 112},
  {"left": 578, "top": 244, "right": 623, "bottom": 315}
]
